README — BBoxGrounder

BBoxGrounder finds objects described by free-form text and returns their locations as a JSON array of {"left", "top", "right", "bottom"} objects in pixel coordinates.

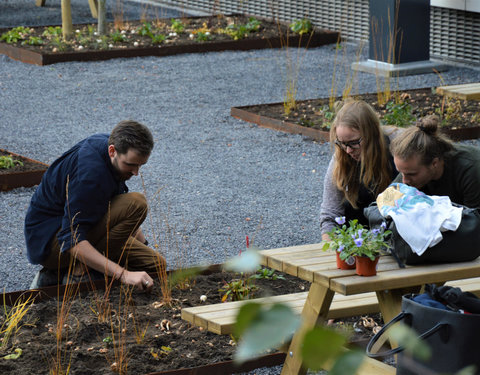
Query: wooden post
[
  {"left": 97, "top": 0, "right": 107, "bottom": 35},
  {"left": 88, "top": 0, "right": 99, "bottom": 19},
  {"left": 61, "top": 0, "right": 73, "bottom": 40},
  {"left": 35, "top": 0, "right": 47, "bottom": 6}
]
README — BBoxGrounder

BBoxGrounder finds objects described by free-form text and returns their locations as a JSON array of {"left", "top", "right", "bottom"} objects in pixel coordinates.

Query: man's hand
[
  {"left": 69, "top": 240, "right": 154, "bottom": 291},
  {"left": 121, "top": 270, "right": 154, "bottom": 291}
]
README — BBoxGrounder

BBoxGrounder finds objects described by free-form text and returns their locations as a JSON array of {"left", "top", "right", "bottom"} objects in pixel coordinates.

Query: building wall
[{"left": 157, "top": 0, "right": 479, "bottom": 64}]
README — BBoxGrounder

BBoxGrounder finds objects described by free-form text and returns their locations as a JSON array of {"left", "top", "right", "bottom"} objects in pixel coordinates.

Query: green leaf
[
  {"left": 234, "top": 303, "right": 300, "bottom": 364},
  {"left": 2, "top": 348, "right": 22, "bottom": 360},
  {"left": 388, "top": 324, "right": 431, "bottom": 361},
  {"left": 225, "top": 247, "right": 261, "bottom": 273},
  {"left": 168, "top": 265, "right": 206, "bottom": 287},
  {"left": 455, "top": 365, "right": 478, "bottom": 375},
  {"left": 233, "top": 302, "right": 262, "bottom": 338},
  {"left": 329, "top": 350, "right": 364, "bottom": 375},
  {"left": 301, "top": 326, "right": 347, "bottom": 370}
]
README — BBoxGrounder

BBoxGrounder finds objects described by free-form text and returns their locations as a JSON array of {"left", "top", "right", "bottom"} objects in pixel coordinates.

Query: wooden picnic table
[{"left": 259, "top": 243, "right": 480, "bottom": 375}]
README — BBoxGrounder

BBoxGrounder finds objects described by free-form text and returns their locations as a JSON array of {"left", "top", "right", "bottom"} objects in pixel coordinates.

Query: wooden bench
[
  {"left": 436, "top": 82, "right": 480, "bottom": 100},
  {"left": 182, "top": 277, "right": 480, "bottom": 335}
]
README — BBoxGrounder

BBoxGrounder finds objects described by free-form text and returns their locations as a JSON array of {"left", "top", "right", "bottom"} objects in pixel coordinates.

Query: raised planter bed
[
  {"left": 0, "top": 149, "right": 48, "bottom": 191},
  {"left": 231, "top": 87, "right": 480, "bottom": 142},
  {"left": 0, "top": 15, "right": 339, "bottom": 65},
  {"left": 0, "top": 264, "right": 305, "bottom": 374},
  {"left": 1, "top": 263, "right": 380, "bottom": 374}
]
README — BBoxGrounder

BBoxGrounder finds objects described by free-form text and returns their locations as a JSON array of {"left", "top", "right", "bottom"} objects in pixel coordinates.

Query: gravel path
[
  {"left": 1, "top": 2, "right": 479, "bottom": 373},
  {"left": 2, "top": 0, "right": 480, "bottom": 292}
]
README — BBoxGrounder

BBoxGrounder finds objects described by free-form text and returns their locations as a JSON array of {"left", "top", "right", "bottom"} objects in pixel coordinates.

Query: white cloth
[{"left": 377, "top": 183, "right": 463, "bottom": 256}]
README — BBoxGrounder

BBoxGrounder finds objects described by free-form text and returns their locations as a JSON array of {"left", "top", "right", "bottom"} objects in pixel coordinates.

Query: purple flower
[
  {"left": 337, "top": 244, "right": 345, "bottom": 253},
  {"left": 381, "top": 222, "right": 387, "bottom": 229},
  {"left": 335, "top": 216, "right": 346, "bottom": 225},
  {"left": 354, "top": 237, "right": 364, "bottom": 247},
  {"left": 371, "top": 228, "right": 380, "bottom": 235}
]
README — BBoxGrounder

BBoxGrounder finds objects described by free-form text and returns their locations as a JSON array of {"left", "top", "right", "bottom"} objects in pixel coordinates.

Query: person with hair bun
[
  {"left": 390, "top": 115, "right": 480, "bottom": 207},
  {"left": 320, "top": 100, "right": 397, "bottom": 240}
]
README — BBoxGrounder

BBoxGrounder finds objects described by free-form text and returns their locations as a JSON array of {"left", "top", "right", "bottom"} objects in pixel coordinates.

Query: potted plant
[
  {"left": 323, "top": 217, "right": 391, "bottom": 275},
  {"left": 322, "top": 217, "right": 359, "bottom": 270}
]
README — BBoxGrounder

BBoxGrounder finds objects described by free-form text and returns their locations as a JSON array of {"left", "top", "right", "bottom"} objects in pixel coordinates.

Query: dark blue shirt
[{"left": 24, "top": 134, "right": 127, "bottom": 264}]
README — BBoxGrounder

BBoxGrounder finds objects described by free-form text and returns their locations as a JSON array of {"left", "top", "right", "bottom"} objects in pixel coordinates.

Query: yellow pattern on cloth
[{"left": 376, "top": 183, "right": 405, "bottom": 212}]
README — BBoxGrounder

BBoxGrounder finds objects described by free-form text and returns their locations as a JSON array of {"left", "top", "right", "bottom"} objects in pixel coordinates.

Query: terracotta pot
[
  {"left": 336, "top": 252, "right": 356, "bottom": 270},
  {"left": 355, "top": 256, "right": 379, "bottom": 276}
]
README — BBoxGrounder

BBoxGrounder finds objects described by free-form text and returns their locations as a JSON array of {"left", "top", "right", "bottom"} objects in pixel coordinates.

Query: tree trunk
[
  {"left": 97, "top": 0, "right": 107, "bottom": 35},
  {"left": 61, "top": 0, "right": 73, "bottom": 40}
]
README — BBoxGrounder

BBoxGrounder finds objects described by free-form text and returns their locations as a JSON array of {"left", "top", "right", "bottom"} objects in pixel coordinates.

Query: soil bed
[
  {"left": 231, "top": 88, "right": 480, "bottom": 142},
  {"left": 0, "top": 268, "right": 381, "bottom": 374},
  {"left": 0, "top": 150, "right": 47, "bottom": 175},
  {"left": 0, "top": 149, "right": 48, "bottom": 191},
  {"left": 0, "top": 15, "right": 339, "bottom": 65}
]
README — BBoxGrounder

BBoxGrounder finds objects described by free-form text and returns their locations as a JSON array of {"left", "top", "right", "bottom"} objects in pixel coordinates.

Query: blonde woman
[{"left": 320, "top": 100, "right": 396, "bottom": 240}]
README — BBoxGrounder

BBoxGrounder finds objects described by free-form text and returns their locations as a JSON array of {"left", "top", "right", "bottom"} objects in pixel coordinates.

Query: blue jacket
[{"left": 24, "top": 133, "right": 127, "bottom": 264}]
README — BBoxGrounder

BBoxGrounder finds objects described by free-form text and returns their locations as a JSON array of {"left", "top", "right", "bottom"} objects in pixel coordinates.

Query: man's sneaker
[
  {"left": 62, "top": 269, "right": 104, "bottom": 285},
  {"left": 30, "top": 267, "right": 60, "bottom": 289}
]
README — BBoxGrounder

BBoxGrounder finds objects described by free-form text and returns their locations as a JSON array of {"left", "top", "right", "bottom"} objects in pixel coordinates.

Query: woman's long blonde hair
[{"left": 330, "top": 100, "right": 392, "bottom": 208}]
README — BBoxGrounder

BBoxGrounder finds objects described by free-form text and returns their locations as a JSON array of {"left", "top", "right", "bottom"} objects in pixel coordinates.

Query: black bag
[
  {"left": 364, "top": 202, "right": 480, "bottom": 267},
  {"left": 366, "top": 286, "right": 480, "bottom": 374}
]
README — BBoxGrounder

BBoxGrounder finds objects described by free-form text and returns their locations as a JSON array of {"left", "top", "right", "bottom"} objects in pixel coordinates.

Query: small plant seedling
[
  {"left": 302, "top": 105, "right": 335, "bottom": 129},
  {"left": 0, "top": 26, "right": 32, "bottom": 44},
  {"left": 225, "top": 24, "right": 249, "bottom": 40},
  {"left": 224, "top": 17, "right": 261, "bottom": 40},
  {"left": 136, "top": 22, "right": 166, "bottom": 44},
  {"left": 23, "top": 36, "right": 43, "bottom": 46},
  {"left": 50, "top": 36, "right": 68, "bottom": 52},
  {"left": 86, "top": 24, "right": 96, "bottom": 36},
  {"left": 137, "top": 22, "right": 154, "bottom": 37},
  {"left": 110, "top": 30, "right": 126, "bottom": 43},
  {"left": 219, "top": 275, "right": 258, "bottom": 302},
  {"left": 0, "top": 155, "right": 23, "bottom": 169},
  {"left": 170, "top": 19, "right": 185, "bottom": 34},
  {"left": 245, "top": 17, "right": 261, "bottom": 32},
  {"left": 42, "top": 26, "right": 62, "bottom": 37},
  {"left": 195, "top": 31, "right": 211, "bottom": 42},
  {"left": 253, "top": 267, "right": 285, "bottom": 280},
  {"left": 383, "top": 100, "right": 416, "bottom": 127},
  {"left": 102, "top": 336, "right": 113, "bottom": 347},
  {"left": 150, "top": 33, "right": 166, "bottom": 45},
  {"left": 289, "top": 19, "right": 313, "bottom": 35},
  {"left": 442, "top": 98, "right": 464, "bottom": 122}
]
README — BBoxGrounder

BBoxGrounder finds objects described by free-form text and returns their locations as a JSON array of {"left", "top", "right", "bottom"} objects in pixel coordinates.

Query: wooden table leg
[
  {"left": 376, "top": 286, "right": 422, "bottom": 324},
  {"left": 281, "top": 282, "right": 334, "bottom": 375},
  {"left": 374, "top": 286, "right": 422, "bottom": 352}
]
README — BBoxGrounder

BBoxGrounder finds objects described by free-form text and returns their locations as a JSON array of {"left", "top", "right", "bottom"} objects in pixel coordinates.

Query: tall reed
[{"left": 0, "top": 292, "right": 36, "bottom": 352}]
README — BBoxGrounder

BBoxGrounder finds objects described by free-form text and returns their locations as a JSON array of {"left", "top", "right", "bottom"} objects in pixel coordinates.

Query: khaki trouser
[{"left": 42, "top": 192, "right": 164, "bottom": 276}]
